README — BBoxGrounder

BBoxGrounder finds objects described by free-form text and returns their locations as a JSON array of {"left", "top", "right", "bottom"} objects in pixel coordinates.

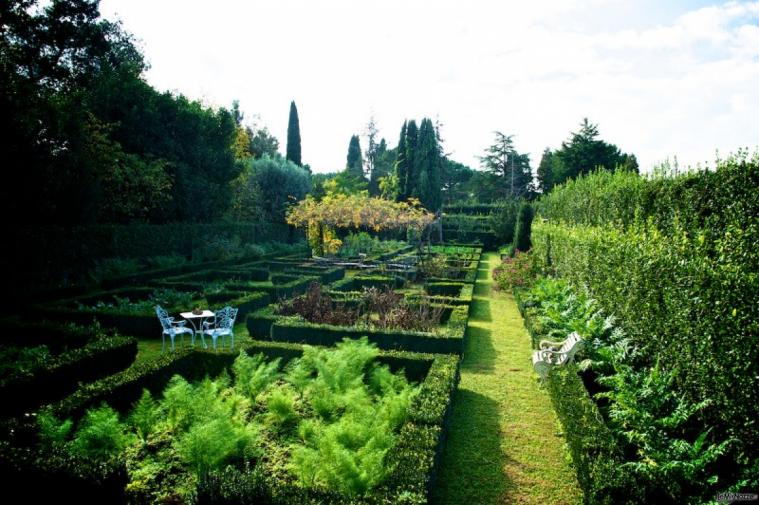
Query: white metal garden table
[{"left": 180, "top": 309, "right": 215, "bottom": 348}]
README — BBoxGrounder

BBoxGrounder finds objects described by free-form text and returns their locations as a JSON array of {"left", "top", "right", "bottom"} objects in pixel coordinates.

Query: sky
[{"left": 98, "top": 0, "right": 759, "bottom": 174}]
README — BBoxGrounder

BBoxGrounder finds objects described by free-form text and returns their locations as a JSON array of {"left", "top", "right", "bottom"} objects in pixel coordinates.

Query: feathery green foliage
[
  {"left": 37, "top": 339, "right": 417, "bottom": 500},
  {"left": 71, "top": 404, "right": 130, "bottom": 462}
]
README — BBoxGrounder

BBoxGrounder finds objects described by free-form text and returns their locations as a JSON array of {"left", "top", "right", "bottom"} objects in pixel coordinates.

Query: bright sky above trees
[{"left": 100, "top": 0, "right": 759, "bottom": 173}]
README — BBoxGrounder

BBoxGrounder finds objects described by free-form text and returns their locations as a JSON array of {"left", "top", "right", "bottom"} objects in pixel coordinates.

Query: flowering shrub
[{"left": 492, "top": 251, "right": 539, "bottom": 290}]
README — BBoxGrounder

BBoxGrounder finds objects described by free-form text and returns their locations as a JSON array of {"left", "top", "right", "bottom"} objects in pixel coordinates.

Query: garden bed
[{"left": 0, "top": 339, "right": 460, "bottom": 504}]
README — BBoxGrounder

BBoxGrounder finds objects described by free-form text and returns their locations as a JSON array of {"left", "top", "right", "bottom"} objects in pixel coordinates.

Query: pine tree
[
  {"left": 286, "top": 101, "right": 302, "bottom": 166},
  {"left": 536, "top": 148, "right": 555, "bottom": 194},
  {"left": 404, "top": 120, "right": 419, "bottom": 199},
  {"left": 479, "top": 132, "right": 531, "bottom": 199},
  {"left": 346, "top": 135, "right": 364, "bottom": 179},
  {"left": 393, "top": 121, "right": 409, "bottom": 201}
]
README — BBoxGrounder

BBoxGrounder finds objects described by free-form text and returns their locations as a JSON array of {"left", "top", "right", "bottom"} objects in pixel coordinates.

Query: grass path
[{"left": 433, "top": 252, "right": 581, "bottom": 504}]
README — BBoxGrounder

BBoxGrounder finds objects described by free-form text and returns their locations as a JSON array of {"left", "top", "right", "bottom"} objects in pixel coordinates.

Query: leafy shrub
[
  {"left": 77, "top": 288, "right": 198, "bottom": 314},
  {"left": 489, "top": 199, "right": 520, "bottom": 245},
  {"left": 522, "top": 275, "right": 751, "bottom": 502},
  {"left": 492, "top": 251, "right": 539, "bottom": 290}
]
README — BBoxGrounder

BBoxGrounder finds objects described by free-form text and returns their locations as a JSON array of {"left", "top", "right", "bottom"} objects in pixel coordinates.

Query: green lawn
[
  {"left": 433, "top": 252, "right": 581, "bottom": 504},
  {"left": 135, "top": 321, "right": 252, "bottom": 364}
]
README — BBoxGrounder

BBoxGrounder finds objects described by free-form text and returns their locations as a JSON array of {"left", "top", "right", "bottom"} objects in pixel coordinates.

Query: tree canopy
[{"left": 537, "top": 118, "right": 638, "bottom": 193}]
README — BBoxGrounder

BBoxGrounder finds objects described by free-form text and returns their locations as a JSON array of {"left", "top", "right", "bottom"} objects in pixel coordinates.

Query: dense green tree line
[
  {"left": 1, "top": 0, "right": 249, "bottom": 224},
  {"left": 536, "top": 118, "right": 638, "bottom": 193}
]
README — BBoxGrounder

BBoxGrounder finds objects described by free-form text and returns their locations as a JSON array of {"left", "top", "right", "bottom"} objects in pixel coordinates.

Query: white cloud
[{"left": 99, "top": 0, "right": 759, "bottom": 173}]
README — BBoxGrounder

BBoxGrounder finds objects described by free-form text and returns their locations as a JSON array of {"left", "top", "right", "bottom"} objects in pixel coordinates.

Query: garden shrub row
[
  {"left": 0, "top": 331, "right": 137, "bottom": 418},
  {"left": 5, "top": 222, "right": 301, "bottom": 298},
  {"left": 248, "top": 304, "right": 469, "bottom": 355},
  {"left": 0, "top": 340, "right": 460, "bottom": 504},
  {"left": 524, "top": 154, "right": 759, "bottom": 500},
  {"left": 227, "top": 274, "right": 319, "bottom": 301},
  {"left": 330, "top": 274, "right": 405, "bottom": 292},
  {"left": 36, "top": 288, "right": 208, "bottom": 339},
  {"left": 35, "top": 286, "right": 271, "bottom": 339},
  {"left": 531, "top": 217, "right": 758, "bottom": 460}
]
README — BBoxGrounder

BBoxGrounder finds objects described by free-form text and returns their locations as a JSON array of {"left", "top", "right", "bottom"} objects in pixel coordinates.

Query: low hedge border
[
  {"left": 518, "top": 289, "right": 636, "bottom": 503},
  {"left": 250, "top": 304, "right": 469, "bottom": 355},
  {"left": 227, "top": 274, "right": 318, "bottom": 301},
  {"left": 0, "top": 333, "right": 137, "bottom": 418},
  {"left": 330, "top": 274, "right": 405, "bottom": 292},
  {"left": 281, "top": 266, "right": 345, "bottom": 284},
  {"left": 5, "top": 341, "right": 460, "bottom": 504},
  {"left": 155, "top": 265, "right": 271, "bottom": 285},
  {"left": 545, "top": 365, "right": 629, "bottom": 504},
  {"left": 36, "top": 287, "right": 207, "bottom": 339}
]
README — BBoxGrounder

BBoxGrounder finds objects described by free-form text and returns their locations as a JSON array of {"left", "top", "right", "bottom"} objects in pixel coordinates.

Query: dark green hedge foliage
[
  {"left": 512, "top": 201, "right": 534, "bottom": 252},
  {"left": 545, "top": 365, "right": 632, "bottom": 504},
  {"left": 0, "top": 333, "right": 137, "bottom": 418},
  {"left": 5, "top": 222, "right": 297, "bottom": 297}
]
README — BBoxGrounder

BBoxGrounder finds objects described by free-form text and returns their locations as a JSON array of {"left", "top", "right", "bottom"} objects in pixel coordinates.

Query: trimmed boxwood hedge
[
  {"left": 0, "top": 332, "right": 137, "bottom": 418},
  {"left": 227, "top": 274, "right": 318, "bottom": 301},
  {"left": 330, "top": 274, "right": 405, "bottom": 292},
  {"left": 0, "top": 340, "right": 460, "bottom": 504},
  {"left": 36, "top": 288, "right": 207, "bottom": 339},
  {"left": 249, "top": 304, "right": 469, "bottom": 355}
]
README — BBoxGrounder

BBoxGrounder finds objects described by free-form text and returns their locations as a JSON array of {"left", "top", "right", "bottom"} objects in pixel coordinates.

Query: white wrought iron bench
[{"left": 532, "top": 331, "right": 584, "bottom": 379}]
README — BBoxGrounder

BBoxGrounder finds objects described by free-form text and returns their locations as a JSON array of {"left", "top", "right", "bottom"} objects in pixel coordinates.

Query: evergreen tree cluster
[
  {"left": 536, "top": 118, "right": 638, "bottom": 193},
  {"left": 393, "top": 118, "right": 443, "bottom": 210}
]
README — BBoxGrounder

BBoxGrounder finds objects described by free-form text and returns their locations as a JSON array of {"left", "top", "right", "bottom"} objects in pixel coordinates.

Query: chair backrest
[
  {"left": 216, "top": 306, "right": 239, "bottom": 330},
  {"left": 155, "top": 305, "right": 173, "bottom": 331},
  {"left": 559, "top": 332, "right": 583, "bottom": 363}
]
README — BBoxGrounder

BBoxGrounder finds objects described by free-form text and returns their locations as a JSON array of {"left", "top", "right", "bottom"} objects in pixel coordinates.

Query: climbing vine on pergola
[{"left": 286, "top": 193, "right": 435, "bottom": 256}]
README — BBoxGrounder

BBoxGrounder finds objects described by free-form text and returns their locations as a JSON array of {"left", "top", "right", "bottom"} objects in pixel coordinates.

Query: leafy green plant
[
  {"left": 71, "top": 404, "right": 130, "bottom": 461},
  {"left": 37, "top": 409, "right": 73, "bottom": 447},
  {"left": 232, "top": 351, "right": 281, "bottom": 399},
  {"left": 128, "top": 389, "right": 161, "bottom": 442}
]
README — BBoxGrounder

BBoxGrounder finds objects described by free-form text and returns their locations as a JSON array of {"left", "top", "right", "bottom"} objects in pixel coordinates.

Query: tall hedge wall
[{"left": 532, "top": 152, "right": 759, "bottom": 460}]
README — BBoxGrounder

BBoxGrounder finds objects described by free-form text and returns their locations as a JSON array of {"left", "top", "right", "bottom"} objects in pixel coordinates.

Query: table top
[{"left": 180, "top": 310, "right": 215, "bottom": 318}]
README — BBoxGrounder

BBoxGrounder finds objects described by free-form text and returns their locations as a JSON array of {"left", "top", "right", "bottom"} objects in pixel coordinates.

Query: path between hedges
[{"left": 433, "top": 252, "right": 581, "bottom": 505}]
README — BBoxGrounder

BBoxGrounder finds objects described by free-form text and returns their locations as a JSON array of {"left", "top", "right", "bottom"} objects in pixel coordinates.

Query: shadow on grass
[
  {"left": 432, "top": 388, "right": 511, "bottom": 505},
  {"left": 462, "top": 302, "right": 497, "bottom": 373}
]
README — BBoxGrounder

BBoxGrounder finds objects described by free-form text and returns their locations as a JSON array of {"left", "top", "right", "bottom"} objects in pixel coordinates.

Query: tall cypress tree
[
  {"left": 346, "top": 134, "right": 364, "bottom": 179},
  {"left": 416, "top": 118, "right": 442, "bottom": 210},
  {"left": 393, "top": 121, "right": 409, "bottom": 201},
  {"left": 286, "top": 101, "right": 302, "bottom": 166},
  {"left": 404, "top": 120, "right": 419, "bottom": 199}
]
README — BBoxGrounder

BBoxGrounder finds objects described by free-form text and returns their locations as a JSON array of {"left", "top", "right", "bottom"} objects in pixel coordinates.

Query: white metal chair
[
  {"left": 202, "top": 306, "right": 238, "bottom": 350},
  {"left": 532, "top": 332, "right": 584, "bottom": 379},
  {"left": 155, "top": 305, "right": 194, "bottom": 351}
]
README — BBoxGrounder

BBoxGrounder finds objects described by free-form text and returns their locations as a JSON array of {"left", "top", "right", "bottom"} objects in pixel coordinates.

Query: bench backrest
[{"left": 558, "top": 332, "right": 583, "bottom": 363}]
